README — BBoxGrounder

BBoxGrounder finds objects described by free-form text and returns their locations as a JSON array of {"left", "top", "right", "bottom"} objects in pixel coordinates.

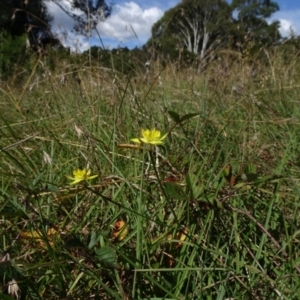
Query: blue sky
[{"left": 46, "top": 0, "right": 300, "bottom": 52}]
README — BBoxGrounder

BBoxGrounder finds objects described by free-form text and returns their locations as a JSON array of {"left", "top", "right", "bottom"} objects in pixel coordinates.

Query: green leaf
[
  {"left": 233, "top": 182, "right": 252, "bottom": 190},
  {"left": 163, "top": 182, "right": 186, "bottom": 200},
  {"left": 180, "top": 112, "right": 200, "bottom": 123},
  {"left": 254, "top": 175, "right": 282, "bottom": 184},
  {"left": 46, "top": 184, "right": 60, "bottom": 193},
  {"left": 186, "top": 173, "right": 204, "bottom": 199},
  {"left": 0, "top": 293, "right": 15, "bottom": 300},
  {"left": 168, "top": 110, "right": 181, "bottom": 123},
  {"left": 88, "top": 231, "right": 100, "bottom": 249},
  {"left": 94, "top": 246, "right": 116, "bottom": 265},
  {"left": 31, "top": 171, "right": 46, "bottom": 187},
  {"left": 245, "top": 163, "right": 256, "bottom": 174}
]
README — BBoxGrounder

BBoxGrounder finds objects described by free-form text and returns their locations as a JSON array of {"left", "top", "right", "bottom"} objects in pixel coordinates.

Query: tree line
[{"left": 0, "top": 0, "right": 299, "bottom": 80}]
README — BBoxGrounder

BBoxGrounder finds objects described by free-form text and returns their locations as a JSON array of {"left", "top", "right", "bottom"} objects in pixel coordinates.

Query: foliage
[
  {"left": 0, "top": 0, "right": 113, "bottom": 50},
  {"left": 0, "top": 0, "right": 58, "bottom": 49},
  {"left": 0, "top": 0, "right": 113, "bottom": 81},
  {"left": 231, "top": 0, "right": 280, "bottom": 47},
  {"left": 148, "top": 0, "right": 281, "bottom": 64},
  {"left": 0, "top": 0, "right": 51, "bottom": 35},
  {"left": 0, "top": 30, "right": 28, "bottom": 80},
  {"left": 148, "top": 0, "right": 232, "bottom": 62},
  {"left": 51, "top": 0, "right": 112, "bottom": 35},
  {"left": 83, "top": 46, "right": 151, "bottom": 75}
]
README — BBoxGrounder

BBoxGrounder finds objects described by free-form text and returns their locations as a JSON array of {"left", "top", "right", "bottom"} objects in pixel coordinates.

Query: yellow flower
[
  {"left": 130, "top": 129, "right": 167, "bottom": 145},
  {"left": 66, "top": 168, "right": 98, "bottom": 185}
]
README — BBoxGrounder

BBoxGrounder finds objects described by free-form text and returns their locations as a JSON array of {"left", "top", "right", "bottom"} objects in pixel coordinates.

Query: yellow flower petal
[
  {"left": 67, "top": 168, "right": 98, "bottom": 185},
  {"left": 141, "top": 129, "right": 150, "bottom": 139},
  {"left": 148, "top": 140, "right": 164, "bottom": 145},
  {"left": 131, "top": 128, "right": 167, "bottom": 145},
  {"left": 139, "top": 138, "right": 149, "bottom": 143},
  {"left": 130, "top": 138, "right": 142, "bottom": 144},
  {"left": 69, "top": 179, "right": 83, "bottom": 185},
  {"left": 150, "top": 129, "right": 161, "bottom": 139}
]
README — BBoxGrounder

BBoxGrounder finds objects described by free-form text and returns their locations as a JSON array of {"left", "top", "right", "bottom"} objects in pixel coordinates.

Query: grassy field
[{"left": 1, "top": 48, "right": 300, "bottom": 299}]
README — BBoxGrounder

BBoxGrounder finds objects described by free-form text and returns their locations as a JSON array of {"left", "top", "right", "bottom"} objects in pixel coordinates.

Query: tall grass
[{"left": 1, "top": 47, "right": 300, "bottom": 299}]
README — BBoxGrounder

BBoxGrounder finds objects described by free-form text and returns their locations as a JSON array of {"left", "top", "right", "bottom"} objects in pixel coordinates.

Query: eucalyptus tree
[
  {"left": 0, "top": 0, "right": 54, "bottom": 79},
  {"left": 0, "top": 0, "right": 52, "bottom": 39},
  {"left": 149, "top": 0, "right": 232, "bottom": 60},
  {"left": 231, "top": 0, "right": 280, "bottom": 44},
  {"left": 0, "top": 0, "right": 112, "bottom": 78},
  {"left": 50, "top": 0, "right": 112, "bottom": 35},
  {"left": 0, "top": 0, "right": 113, "bottom": 47}
]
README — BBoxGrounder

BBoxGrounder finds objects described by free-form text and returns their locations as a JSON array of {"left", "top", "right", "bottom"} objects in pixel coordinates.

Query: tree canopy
[
  {"left": 148, "top": 0, "right": 280, "bottom": 61},
  {"left": 0, "top": 0, "right": 113, "bottom": 79},
  {"left": 1, "top": 0, "right": 54, "bottom": 44},
  {"left": 232, "top": 0, "right": 280, "bottom": 45},
  {"left": 149, "top": 0, "right": 233, "bottom": 60},
  {"left": 51, "top": 0, "right": 112, "bottom": 35},
  {"left": 0, "top": 0, "right": 113, "bottom": 48}
]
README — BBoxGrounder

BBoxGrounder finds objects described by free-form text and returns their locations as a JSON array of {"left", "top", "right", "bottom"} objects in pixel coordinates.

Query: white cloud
[
  {"left": 45, "top": 1, "right": 163, "bottom": 51},
  {"left": 278, "top": 19, "right": 295, "bottom": 37},
  {"left": 45, "top": 1, "right": 300, "bottom": 51},
  {"left": 97, "top": 2, "right": 163, "bottom": 46},
  {"left": 271, "top": 9, "right": 300, "bottom": 37},
  {"left": 45, "top": 0, "right": 91, "bottom": 52}
]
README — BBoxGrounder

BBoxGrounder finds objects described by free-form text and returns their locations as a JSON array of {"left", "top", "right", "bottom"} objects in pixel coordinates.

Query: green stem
[{"left": 132, "top": 147, "right": 146, "bottom": 299}]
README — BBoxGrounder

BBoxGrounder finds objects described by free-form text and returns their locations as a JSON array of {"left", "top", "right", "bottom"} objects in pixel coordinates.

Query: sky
[{"left": 45, "top": 0, "right": 300, "bottom": 52}]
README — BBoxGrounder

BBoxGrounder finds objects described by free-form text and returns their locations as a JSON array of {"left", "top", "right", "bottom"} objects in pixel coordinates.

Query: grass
[{"left": 1, "top": 48, "right": 300, "bottom": 299}]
